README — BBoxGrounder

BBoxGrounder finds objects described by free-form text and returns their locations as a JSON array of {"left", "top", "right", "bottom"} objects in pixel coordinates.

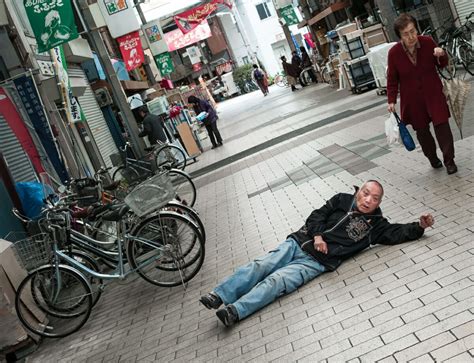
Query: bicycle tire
[
  {"left": 437, "top": 49, "right": 456, "bottom": 80},
  {"left": 130, "top": 212, "right": 203, "bottom": 270},
  {"left": 300, "top": 69, "right": 312, "bottom": 85},
  {"left": 61, "top": 250, "right": 103, "bottom": 308},
  {"left": 274, "top": 75, "right": 285, "bottom": 87},
  {"left": 459, "top": 43, "right": 473, "bottom": 75},
  {"left": 169, "top": 169, "right": 197, "bottom": 208},
  {"left": 112, "top": 166, "right": 141, "bottom": 190},
  {"left": 155, "top": 145, "right": 186, "bottom": 171},
  {"left": 16, "top": 265, "right": 93, "bottom": 338},
  {"left": 163, "top": 200, "right": 206, "bottom": 243},
  {"left": 127, "top": 212, "right": 205, "bottom": 287},
  {"left": 321, "top": 68, "right": 331, "bottom": 84}
]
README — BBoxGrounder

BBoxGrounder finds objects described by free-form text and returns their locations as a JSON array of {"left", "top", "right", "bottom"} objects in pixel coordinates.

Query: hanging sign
[
  {"left": 51, "top": 45, "right": 82, "bottom": 123},
  {"left": 142, "top": 19, "right": 168, "bottom": 56},
  {"left": 154, "top": 52, "right": 174, "bottom": 75},
  {"left": 23, "top": 0, "right": 79, "bottom": 53},
  {"left": 97, "top": 0, "right": 140, "bottom": 38},
  {"left": 13, "top": 75, "right": 69, "bottom": 182},
  {"left": 280, "top": 5, "right": 299, "bottom": 26},
  {"left": 164, "top": 20, "right": 212, "bottom": 52},
  {"left": 187, "top": 46, "right": 202, "bottom": 65},
  {"left": 174, "top": 0, "right": 232, "bottom": 34},
  {"left": 117, "top": 31, "right": 145, "bottom": 71}
]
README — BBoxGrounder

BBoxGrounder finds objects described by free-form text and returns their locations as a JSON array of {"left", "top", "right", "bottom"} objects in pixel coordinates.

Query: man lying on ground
[{"left": 200, "top": 180, "right": 434, "bottom": 327}]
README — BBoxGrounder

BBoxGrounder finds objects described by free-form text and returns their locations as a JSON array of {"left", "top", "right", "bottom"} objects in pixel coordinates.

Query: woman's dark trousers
[
  {"left": 205, "top": 122, "right": 223, "bottom": 147},
  {"left": 415, "top": 122, "right": 455, "bottom": 166}
]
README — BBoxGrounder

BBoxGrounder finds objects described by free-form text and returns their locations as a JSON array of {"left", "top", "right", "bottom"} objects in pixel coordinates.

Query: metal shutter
[
  {"left": 67, "top": 67, "right": 118, "bottom": 168},
  {"left": 453, "top": 0, "right": 474, "bottom": 22},
  {"left": 0, "top": 115, "right": 37, "bottom": 182}
]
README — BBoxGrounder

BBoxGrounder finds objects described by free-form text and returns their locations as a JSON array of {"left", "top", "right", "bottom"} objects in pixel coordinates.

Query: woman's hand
[
  {"left": 388, "top": 103, "right": 396, "bottom": 113},
  {"left": 433, "top": 47, "right": 445, "bottom": 58}
]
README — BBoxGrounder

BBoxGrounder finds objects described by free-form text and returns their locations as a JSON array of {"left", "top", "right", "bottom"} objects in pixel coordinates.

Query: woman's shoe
[
  {"left": 446, "top": 163, "right": 458, "bottom": 175},
  {"left": 430, "top": 158, "right": 443, "bottom": 169}
]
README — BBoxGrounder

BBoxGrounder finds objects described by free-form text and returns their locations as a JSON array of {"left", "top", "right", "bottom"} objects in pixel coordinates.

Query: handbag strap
[{"left": 393, "top": 112, "right": 402, "bottom": 125}]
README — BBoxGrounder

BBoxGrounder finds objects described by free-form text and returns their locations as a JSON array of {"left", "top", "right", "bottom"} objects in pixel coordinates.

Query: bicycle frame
[{"left": 54, "top": 218, "right": 168, "bottom": 281}]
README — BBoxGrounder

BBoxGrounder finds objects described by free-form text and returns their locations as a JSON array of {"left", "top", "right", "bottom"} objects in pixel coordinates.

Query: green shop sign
[
  {"left": 24, "top": 0, "right": 79, "bottom": 53},
  {"left": 154, "top": 52, "right": 175, "bottom": 75},
  {"left": 280, "top": 5, "right": 299, "bottom": 26}
]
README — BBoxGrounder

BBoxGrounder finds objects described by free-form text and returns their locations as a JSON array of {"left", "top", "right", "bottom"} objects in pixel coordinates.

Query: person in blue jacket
[
  {"left": 200, "top": 180, "right": 435, "bottom": 327},
  {"left": 188, "top": 95, "right": 223, "bottom": 149}
]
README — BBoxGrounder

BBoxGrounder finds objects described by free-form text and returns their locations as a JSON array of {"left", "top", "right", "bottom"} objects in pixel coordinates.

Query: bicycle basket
[
  {"left": 124, "top": 171, "right": 175, "bottom": 217},
  {"left": 7, "top": 232, "right": 52, "bottom": 272}
]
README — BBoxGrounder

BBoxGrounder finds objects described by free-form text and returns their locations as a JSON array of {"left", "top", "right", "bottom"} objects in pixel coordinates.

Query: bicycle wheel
[
  {"left": 163, "top": 200, "right": 206, "bottom": 243},
  {"left": 155, "top": 145, "right": 186, "bottom": 170},
  {"left": 169, "top": 169, "right": 196, "bottom": 207},
  {"left": 459, "top": 44, "right": 473, "bottom": 75},
  {"left": 15, "top": 265, "right": 93, "bottom": 338},
  {"left": 300, "top": 69, "right": 312, "bottom": 85},
  {"left": 61, "top": 250, "right": 103, "bottom": 307},
  {"left": 274, "top": 75, "right": 285, "bottom": 87},
  {"left": 127, "top": 212, "right": 205, "bottom": 287},
  {"left": 437, "top": 49, "right": 456, "bottom": 80},
  {"left": 321, "top": 68, "right": 331, "bottom": 84},
  {"left": 112, "top": 166, "right": 141, "bottom": 191}
]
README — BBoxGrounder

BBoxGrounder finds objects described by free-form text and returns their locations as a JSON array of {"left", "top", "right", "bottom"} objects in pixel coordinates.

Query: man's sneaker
[
  {"left": 216, "top": 305, "right": 239, "bottom": 327},
  {"left": 199, "top": 292, "right": 223, "bottom": 310}
]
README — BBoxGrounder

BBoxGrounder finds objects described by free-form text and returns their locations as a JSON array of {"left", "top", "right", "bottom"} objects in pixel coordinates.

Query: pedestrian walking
[
  {"left": 200, "top": 180, "right": 434, "bottom": 327},
  {"left": 280, "top": 56, "right": 300, "bottom": 92},
  {"left": 252, "top": 64, "right": 269, "bottom": 96},
  {"left": 188, "top": 95, "right": 223, "bottom": 149},
  {"left": 300, "top": 46, "right": 317, "bottom": 83},
  {"left": 291, "top": 50, "right": 307, "bottom": 87},
  {"left": 137, "top": 106, "right": 168, "bottom": 145},
  {"left": 387, "top": 13, "right": 457, "bottom": 174}
]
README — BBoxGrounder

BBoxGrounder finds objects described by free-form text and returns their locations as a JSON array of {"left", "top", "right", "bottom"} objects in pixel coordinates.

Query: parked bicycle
[
  {"left": 242, "top": 79, "right": 260, "bottom": 93},
  {"left": 113, "top": 142, "right": 196, "bottom": 207},
  {"left": 422, "top": 12, "right": 473, "bottom": 79},
  {"left": 273, "top": 71, "right": 289, "bottom": 87},
  {"left": 12, "top": 172, "right": 205, "bottom": 338}
]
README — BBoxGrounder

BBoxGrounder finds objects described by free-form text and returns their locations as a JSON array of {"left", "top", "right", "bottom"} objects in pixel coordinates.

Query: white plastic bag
[{"left": 385, "top": 113, "right": 400, "bottom": 146}]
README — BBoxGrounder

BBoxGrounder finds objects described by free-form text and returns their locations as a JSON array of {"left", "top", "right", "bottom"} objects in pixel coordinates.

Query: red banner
[
  {"left": 164, "top": 20, "right": 212, "bottom": 52},
  {"left": 174, "top": 0, "right": 233, "bottom": 34},
  {"left": 117, "top": 31, "right": 145, "bottom": 71},
  {"left": 0, "top": 88, "right": 45, "bottom": 175}
]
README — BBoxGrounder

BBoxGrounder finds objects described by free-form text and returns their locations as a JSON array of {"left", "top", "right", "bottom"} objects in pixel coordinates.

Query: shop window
[
  {"left": 242, "top": 56, "right": 250, "bottom": 64},
  {"left": 256, "top": 1, "right": 272, "bottom": 20},
  {"left": 392, "top": 0, "right": 432, "bottom": 12}
]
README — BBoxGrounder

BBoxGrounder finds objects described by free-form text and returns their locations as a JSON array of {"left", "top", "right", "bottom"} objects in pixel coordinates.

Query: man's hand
[
  {"left": 313, "top": 235, "right": 328, "bottom": 254},
  {"left": 388, "top": 103, "right": 396, "bottom": 113},
  {"left": 433, "top": 47, "right": 445, "bottom": 58},
  {"left": 419, "top": 214, "right": 435, "bottom": 229}
]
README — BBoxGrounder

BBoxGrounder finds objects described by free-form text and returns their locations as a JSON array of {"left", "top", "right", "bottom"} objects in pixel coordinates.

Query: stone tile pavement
[{"left": 29, "top": 83, "right": 473, "bottom": 362}]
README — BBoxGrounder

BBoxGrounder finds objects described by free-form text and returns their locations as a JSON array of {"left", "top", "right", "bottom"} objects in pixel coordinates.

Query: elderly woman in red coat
[{"left": 387, "top": 13, "right": 457, "bottom": 174}]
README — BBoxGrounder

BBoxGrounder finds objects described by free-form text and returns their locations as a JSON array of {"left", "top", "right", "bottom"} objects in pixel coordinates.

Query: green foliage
[{"left": 233, "top": 64, "right": 254, "bottom": 91}]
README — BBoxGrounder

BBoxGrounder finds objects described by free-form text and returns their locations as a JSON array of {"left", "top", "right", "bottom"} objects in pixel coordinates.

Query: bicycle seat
[
  {"left": 101, "top": 204, "right": 130, "bottom": 221},
  {"left": 144, "top": 146, "right": 155, "bottom": 152},
  {"left": 103, "top": 180, "right": 121, "bottom": 191}
]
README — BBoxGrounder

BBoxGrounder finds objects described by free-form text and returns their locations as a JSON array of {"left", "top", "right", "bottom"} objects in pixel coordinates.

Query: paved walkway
[{"left": 30, "top": 82, "right": 473, "bottom": 362}]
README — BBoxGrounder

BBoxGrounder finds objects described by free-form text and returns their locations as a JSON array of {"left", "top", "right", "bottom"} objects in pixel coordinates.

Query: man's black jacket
[{"left": 288, "top": 191, "right": 425, "bottom": 271}]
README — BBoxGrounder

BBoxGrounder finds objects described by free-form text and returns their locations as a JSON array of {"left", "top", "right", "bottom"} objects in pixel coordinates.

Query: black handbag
[{"left": 394, "top": 112, "right": 416, "bottom": 151}]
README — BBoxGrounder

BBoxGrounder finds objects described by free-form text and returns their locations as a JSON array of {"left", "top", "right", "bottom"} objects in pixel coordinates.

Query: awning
[
  {"left": 308, "top": 1, "right": 350, "bottom": 26},
  {"left": 297, "top": 19, "right": 308, "bottom": 29}
]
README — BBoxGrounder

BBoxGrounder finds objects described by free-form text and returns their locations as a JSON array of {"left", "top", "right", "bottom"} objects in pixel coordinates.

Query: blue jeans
[{"left": 214, "top": 238, "right": 326, "bottom": 319}]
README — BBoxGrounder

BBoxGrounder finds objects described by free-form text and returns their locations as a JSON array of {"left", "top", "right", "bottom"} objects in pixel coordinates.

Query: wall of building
[{"left": 236, "top": 0, "right": 288, "bottom": 75}]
